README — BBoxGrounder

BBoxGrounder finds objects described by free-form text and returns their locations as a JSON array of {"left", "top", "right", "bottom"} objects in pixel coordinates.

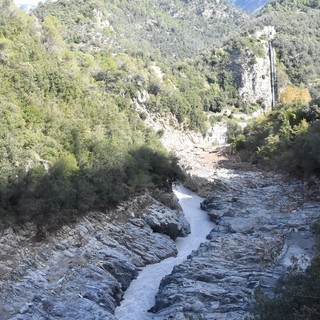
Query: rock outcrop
[
  {"left": 144, "top": 203, "right": 190, "bottom": 239},
  {"left": 0, "top": 196, "right": 189, "bottom": 320},
  {"left": 229, "top": 26, "right": 277, "bottom": 109},
  {"left": 150, "top": 170, "right": 319, "bottom": 319}
]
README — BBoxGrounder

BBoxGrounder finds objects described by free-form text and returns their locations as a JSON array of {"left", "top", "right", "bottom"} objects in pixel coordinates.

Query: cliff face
[
  {"left": 237, "top": 46, "right": 272, "bottom": 108},
  {"left": 228, "top": 26, "right": 276, "bottom": 109}
]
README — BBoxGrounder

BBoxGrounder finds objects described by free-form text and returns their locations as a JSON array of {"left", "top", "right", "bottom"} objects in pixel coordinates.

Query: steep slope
[
  {"left": 200, "top": 0, "right": 320, "bottom": 110},
  {"left": 34, "top": 0, "right": 246, "bottom": 59},
  {"left": 253, "top": 0, "right": 320, "bottom": 97},
  {"left": 228, "top": 0, "right": 320, "bottom": 175},
  {"left": 0, "top": 0, "right": 184, "bottom": 229}
]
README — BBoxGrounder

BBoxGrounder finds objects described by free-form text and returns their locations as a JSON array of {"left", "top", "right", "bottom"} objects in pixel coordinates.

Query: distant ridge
[{"left": 34, "top": 0, "right": 246, "bottom": 59}]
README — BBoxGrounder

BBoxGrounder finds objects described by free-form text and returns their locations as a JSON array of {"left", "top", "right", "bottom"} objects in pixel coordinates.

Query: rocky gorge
[
  {"left": 146, "top": 125, "right": 319, "bottom": 319},
  {"left": 0, "top": 124, "right": 319, "bottom": 320},
  {"left": 151, "top": 168, "right": 319, "bottom": 319},
  {"left": 0, "top": 194, "right": 190, "bottom": 319}
]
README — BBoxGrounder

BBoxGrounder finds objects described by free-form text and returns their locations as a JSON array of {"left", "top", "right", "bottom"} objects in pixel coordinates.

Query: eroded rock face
[
  {"left": 144, "top": 203, "right": 191, "bottom": 239},
  {"left": 228, "top": 26, "right": 277, "bottom": 109},
  {"left": 151, "top": 170, "right": 319, "bottom": 319},
  {"left": 0, "top": 197, "right": 188, "bottom": 320}
]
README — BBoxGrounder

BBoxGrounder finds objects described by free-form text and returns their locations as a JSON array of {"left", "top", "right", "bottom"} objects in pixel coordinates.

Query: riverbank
[
  {"left": 115, "top": 185, "right": 214, "bottom": 319},
  {"left": 0, "top": 193, "right": 189, "bottom": 320},
  {"left": 150, "top": 168, "right": 319, "bottom": 319}
]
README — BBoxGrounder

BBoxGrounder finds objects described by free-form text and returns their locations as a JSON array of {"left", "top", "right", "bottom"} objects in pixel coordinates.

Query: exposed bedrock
[
  {"left": 151, "top": 170, "right": 319, "bottom": 319},
  {"left": 0, "top": 195, "right": 189, "bottom": 320}
]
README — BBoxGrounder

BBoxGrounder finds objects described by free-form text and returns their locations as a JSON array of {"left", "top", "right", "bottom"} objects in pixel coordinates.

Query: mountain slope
[
  {"left": 34, "top": 0, "right": 246, "bottom": 59},
  {"left": 253, "top": 0, "right": 320, "bottom": 96},
  {"left": 0, "top": 0, "right": 185, "bottom": 228},
  {"left": 229, "top": 0, "right": 320, "bottom": 176}
]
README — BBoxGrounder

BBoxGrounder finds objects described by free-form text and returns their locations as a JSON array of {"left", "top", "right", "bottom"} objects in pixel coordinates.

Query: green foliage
[
  {"left": 34, "top": 0, "right": 246, "bottom": 59},
  {"left": 0, "top": 2, "right": 184, "bottom": 229},
  {"left": 228, "top": 35, "right": 267, "bottom": 59},
  {"left": 237, "top": 102, "right": 320, "bottom": 175},
  {"left": 255, "top": 0, "right": 320, "bottom": 93}
]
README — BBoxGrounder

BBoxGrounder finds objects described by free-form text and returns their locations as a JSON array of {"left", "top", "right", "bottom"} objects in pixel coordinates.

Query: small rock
[
  {"left": 55, "top": 244, "right": 66, "bottom": 251},
  {"left": 19, "top": 303, "right": 33, "bottom": 314},
  {"left": 229, "top": 218, "right": 256, "bottom": 234}
]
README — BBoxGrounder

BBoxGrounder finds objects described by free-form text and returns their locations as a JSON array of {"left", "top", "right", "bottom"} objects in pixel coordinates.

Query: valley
[
  {"left": 1, "top": 0, "right": 320, "bottom": 319},
  {"left": 1, "top": 126, "right": 319, "bottom": 319}
]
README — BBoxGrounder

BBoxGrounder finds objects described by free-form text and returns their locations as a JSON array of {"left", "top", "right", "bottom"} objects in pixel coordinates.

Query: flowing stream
[{"left": 115, "top": 185, "right": 215, "bottom": 320}]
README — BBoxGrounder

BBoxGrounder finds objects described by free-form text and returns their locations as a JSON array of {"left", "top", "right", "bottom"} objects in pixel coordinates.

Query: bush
[{"left": 237, "top": 102, "right": 320, "bottom": 175}]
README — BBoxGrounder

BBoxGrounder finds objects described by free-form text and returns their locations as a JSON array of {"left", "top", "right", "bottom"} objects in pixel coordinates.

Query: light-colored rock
[
  {"left": 151, "top": 168, "right": 319, "bottom": 319},
  {"left": 229, "top": 26, "right": 277, "bottom": 109},
  {"left": 143, "top": 203, "right": 190, "bottom": 239},
  {"left": 0, "top": 195, "right": 187, "bottom": 319},
  {"left": 228, "top": 218, "right": 256, "bottom": 234}
]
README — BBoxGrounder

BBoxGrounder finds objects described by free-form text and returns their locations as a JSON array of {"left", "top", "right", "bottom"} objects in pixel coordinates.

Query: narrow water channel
[{"left": 115, "top": 185, "right": 215, "bottom": 320}]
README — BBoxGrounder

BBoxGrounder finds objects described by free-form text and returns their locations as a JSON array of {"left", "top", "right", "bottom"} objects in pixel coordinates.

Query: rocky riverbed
[
  {"left": 115, "top": 185, "right": 214, "bottom": 320},
  {"left": 150, "top": 169, "right": 319, "bottom": 319},
  {"left": 1, "top": 119, "right": 319, "bottom": 320},
  {"left": 0, "top": 194, "right": 189, "bottom": 320},
  {"left": 136, "top": 117, "right": 319, "bottom": 319}
]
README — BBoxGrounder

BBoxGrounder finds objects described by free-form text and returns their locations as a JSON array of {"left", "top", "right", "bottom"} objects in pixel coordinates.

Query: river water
[{"left": 115, "top": 185, "right": 214, "bottom": 320}]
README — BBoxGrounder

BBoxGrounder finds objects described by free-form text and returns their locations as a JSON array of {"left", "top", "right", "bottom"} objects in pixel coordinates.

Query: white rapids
[{"left": 115, "top": 185, "right": 214, "bottom": 320}]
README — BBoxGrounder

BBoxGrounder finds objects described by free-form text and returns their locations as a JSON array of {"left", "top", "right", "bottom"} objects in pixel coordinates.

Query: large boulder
[
  {"left": 143, "top": 204, "right": 190, "bottom": 239},
  {"left": 201, "top": 196, "right": 233, "bottom": 222}
]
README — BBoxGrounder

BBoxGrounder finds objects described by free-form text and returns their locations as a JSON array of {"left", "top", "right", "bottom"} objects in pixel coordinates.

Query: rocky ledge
[
  {"left": 0, "top": 194, "right": 189, "bottom": 320},
  {"left": 150, "top": 169, "right": 319, "bottom": 319}
]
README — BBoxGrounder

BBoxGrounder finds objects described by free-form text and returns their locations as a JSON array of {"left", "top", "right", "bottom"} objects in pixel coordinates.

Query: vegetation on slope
[
  {"left": 0, "top": 1, "right": 185, "bottom": 229},
  {"left": 230, "top": 99, "right": 320, "bottom": 176},
  {"left": 2, "top": 0, "right": 320, "bottom": 232},
  {"left": 0, "top": 0, "right": 253, "bottom": 232},
  {"left": 253, "top": 0, "right": 320, "bottom": 96},
  {"left": 34, "top": 0, "right": 246, "bottom": 59}
]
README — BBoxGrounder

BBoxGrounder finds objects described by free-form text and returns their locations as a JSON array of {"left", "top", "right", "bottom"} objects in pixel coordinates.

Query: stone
[
  {"left": 207, "top": 208, "right": 226, "bottom": 221},
  {"left": 19, "top": 303, "right": 32, "bottom": 314},
  {"left": 101, "top": 257, "right": 138, "bottom": 290},
  {"left": 55, "top": 244, "right": 65, "bottom": 251},
  {"left": 0, "top": 193, "right": 187, "bottom": 320},
  {"left": 150, "top": 167, "right": 319, "bottom": 319},
  {"left": 143, "top": 204, "right": 190, "bottom": 239},
  {"left": 228, "top": 218, "right": 256, "bottom": 234}
]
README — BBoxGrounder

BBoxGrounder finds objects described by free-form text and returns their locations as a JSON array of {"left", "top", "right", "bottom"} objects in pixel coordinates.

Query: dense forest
[{"left": 0, "top": 1, "right": 187, "bottom": 229}]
